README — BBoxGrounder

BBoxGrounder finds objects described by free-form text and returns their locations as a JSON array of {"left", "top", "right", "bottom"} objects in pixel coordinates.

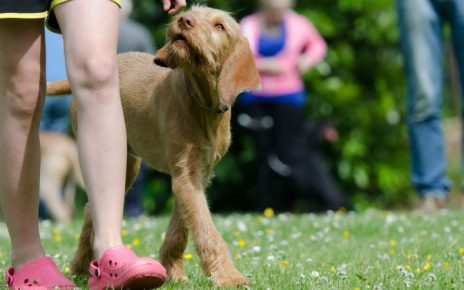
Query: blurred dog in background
[{"left": 39, "top": 132, "right": 84, "bottom": 224}]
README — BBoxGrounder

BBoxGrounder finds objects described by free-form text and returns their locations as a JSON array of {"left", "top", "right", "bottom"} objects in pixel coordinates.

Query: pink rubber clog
[
  {"left": 4, "top": 256, "right": 75, "bottom": 290},
  {"left": 88, "top": 246, "right": 166, "bottom": 290}
]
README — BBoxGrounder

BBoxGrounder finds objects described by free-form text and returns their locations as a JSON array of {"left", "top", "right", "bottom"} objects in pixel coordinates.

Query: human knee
[
  {"left": 1, "top": 67, "right": 44, "bottom": 120},
  {"left": 69, "top": 55, "right": 118, "bottom": 100},
  {"left": 407, "top": 93, "right": 440, "bottom": 123}
]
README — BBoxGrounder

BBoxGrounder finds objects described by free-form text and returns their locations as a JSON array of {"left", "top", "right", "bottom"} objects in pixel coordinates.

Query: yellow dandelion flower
[
  {"left": 122, "top": 229, "right": 128, "bottom": 237},
  {"left": 238, "top": 239, "right": 246, "bottom": 247},
  {"left": 405, "top": 265, "right": 412, "bottom": 271},
  {"left": 132, "top": 239, "right": 140, "bottom": 246},
  {"left": 64, "top": 267, "right": 70, "bottom": 274},
  {"left": 54, "top": 235, "right": 62, "bottom": 243},
  {"left": 354, "top": 288, "right": 360, "bottom": 290},
  {"left": 389, "top": 240, "right": 397, "bottom": 247},
  {"left": 184, "top": 253, "right": 193, "bottom": 261},
  {"left": 416, "top": 267, "right": 421, "bottom": 274},
  {"left": 233, "top": 231, "right": 241, "bottom": 237},
  {"left": 343, "top": 230, "right": 350, "bottom": 238},
  {"left": 459, "top": 247, "right": 464, "bottom": 255},
  {"left": 281, "top": 260, "right": 289, "bottom": 267},
  {"left": 330, "top": 266, "right": 337, "bottom": 273},
  {"left": 264, "top": 207, "right": 275, "bottom": 218},
  {"left": 426, "top": 254, "right": 432, "bottom": 261},
  {"left": 443, "top": 262, "right": 451, "bottom": 269},
  {"left": 423, "top": 262, "right": 431, "bottom": 271}
]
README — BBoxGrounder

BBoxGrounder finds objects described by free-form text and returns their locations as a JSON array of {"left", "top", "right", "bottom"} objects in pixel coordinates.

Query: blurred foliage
[{"left": 128, "top": 0, "right": 426, "bottom": 213}]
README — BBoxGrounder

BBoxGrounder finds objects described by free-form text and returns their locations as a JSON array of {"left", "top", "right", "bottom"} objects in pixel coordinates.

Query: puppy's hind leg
[
  {"left": 70, "top": 202, "right": 94, "bottom": 274},
  {"left": 159, "top": 200, "right": 189, "bottom": 282}
]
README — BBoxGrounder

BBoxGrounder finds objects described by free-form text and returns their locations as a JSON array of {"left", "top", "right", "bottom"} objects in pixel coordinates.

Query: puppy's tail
[{"left": 46, "top": 80, "right": 72, "bottom": 96}]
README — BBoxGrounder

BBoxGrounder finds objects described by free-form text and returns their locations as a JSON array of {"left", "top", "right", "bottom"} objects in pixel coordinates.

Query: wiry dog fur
[{"left": 47, "top": 5, "right": 260, "bottom": 287}]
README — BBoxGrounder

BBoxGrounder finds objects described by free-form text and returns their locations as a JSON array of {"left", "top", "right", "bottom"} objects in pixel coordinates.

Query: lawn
[{"left": 0, "top": 209, "right": 463, "bottom": 289}]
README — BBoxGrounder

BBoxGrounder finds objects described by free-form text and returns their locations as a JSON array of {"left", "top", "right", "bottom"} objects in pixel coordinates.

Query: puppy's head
[{"left": 154, "top": 6, "right": 260, "bottom": 112}]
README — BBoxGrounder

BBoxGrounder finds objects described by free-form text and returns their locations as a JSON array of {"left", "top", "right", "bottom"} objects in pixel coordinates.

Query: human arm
[
  {"left": 256, "top": 58, "right": 285, "bottom": 75},
  {"left": 297, "top": 19, "right": 327, "bottom": 75},
  {"left": 162, "top": 0, "right": 186, "bottom": 15}
]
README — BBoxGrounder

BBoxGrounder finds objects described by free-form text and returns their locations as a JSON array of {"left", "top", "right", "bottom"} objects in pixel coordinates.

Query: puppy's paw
[
  {"left": 211, "top": 268, "right": 249, "bottom": 287},
  {"left": 166, "top": 261, "right": 189, "bottom": 283},
  {"left": 168, "top": 267, "right": 189, "bottom": 283}
]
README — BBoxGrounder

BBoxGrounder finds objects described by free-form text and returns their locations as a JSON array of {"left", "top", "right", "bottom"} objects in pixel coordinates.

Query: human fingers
[
  {"left": 161, "top": 0, "right": 186, "bottom": 14},
  {"left": 167, "top": 0, "right": 186, "bottom": 15}
]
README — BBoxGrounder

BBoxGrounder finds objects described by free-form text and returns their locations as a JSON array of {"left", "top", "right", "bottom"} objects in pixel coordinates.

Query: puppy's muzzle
[{"left": 178, "top": 14, "right": 196, "bottom": 30}]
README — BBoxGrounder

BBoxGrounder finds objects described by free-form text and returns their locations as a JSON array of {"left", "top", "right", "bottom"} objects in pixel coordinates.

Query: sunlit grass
[{"left": 0, "top": 209, "right": 463, "bottom": 289}]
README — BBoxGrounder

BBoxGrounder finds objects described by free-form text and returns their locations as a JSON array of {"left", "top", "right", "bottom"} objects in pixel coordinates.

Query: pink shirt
[{"left": 240, "top": 11, "right": 327, "bottom": 96}]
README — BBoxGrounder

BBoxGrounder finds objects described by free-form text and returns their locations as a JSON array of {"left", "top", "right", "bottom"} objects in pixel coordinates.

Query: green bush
[{"left": 130, "top": 0, "right": 419, "bottom": 213}]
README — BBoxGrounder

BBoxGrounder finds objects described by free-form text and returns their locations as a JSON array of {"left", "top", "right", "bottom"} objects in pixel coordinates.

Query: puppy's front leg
[
  {"left": 159, "top": 200, "right": 189, "bottom": 282},
  {"left": 171, "top": 173, "right": 248, "bottom": 287}
]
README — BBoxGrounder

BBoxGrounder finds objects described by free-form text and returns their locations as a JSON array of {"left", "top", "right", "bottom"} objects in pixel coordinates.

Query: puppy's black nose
[{"left": 178, "top": 15, "right": 196, "bottom": 29}]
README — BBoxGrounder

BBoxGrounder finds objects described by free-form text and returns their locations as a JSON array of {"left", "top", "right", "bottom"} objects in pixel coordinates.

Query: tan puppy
[
  {"left": 47, "top": 5, "right": 260, "bottom": 287},
  {"left": 40, "top": 132, "right": 84, "bottom": 224}
]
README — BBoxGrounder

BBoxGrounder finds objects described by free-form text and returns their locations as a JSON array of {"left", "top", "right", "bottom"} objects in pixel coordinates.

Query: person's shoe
[
  {"left": 4, "top": 256, "right": 75, "bottom": 290},
  {"left": 416, "top": 195, "right": 447, "bottom": 213},
  {"left": 88, "top": 246, "right": 166, "bottom": 290}
]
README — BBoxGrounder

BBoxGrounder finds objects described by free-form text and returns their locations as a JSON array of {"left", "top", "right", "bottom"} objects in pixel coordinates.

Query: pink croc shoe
[
  {"left": 88, "top": 246, "right": 166, "bottom": 290},
  {"left": 4, "top": 256, "right": 75, "bottom": 290}
]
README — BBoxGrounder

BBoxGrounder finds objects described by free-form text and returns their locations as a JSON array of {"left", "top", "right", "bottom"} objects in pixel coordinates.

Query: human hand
[
  {"left": 258, "top": 58, "right": 284, "bottom": 75},
  {"left": 297, "top": 56, "right": 311, "bottom": 75},
  {"left": 162, "top": 0, "right": 186, "bottom": 15},
  {"left": 322, "top": 126, "right": 339, "bottom": 142}
]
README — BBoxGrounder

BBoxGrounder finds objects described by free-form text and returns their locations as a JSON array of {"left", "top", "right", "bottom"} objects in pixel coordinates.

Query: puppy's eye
[{"left": 215, "top": 23, "right": 225, "bottom": 31}]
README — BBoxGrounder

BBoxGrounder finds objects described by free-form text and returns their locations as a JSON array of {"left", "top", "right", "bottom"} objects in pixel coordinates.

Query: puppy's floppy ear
[
  {"left": 154, "top": 43, "right": 177, "bottom": 68},
  {"left": 218, "top": 37, "right": 260, "bottom": 110}
]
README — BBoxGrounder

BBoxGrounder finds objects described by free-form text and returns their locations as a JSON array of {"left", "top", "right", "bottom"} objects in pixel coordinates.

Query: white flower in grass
[
  {"left": 252, "top": 246, "right": 261, "bottom": 252},
  {"left": 237, "top": 221, "right": 247, "bottom": 232},
  {"left": 378, "top": 253, "right": 390, "bottom": 261},
  {"left": 385, "top": 214, "right": 397, "bottom": 225},
  {"left": 310, "top": 271, "right": 320, "bottom": 278},
  {"left": 291, "top": 232, "right": 302, "bottom": 239}
]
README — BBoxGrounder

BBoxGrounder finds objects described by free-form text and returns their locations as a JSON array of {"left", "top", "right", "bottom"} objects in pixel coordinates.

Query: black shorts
[{"left": 0, "top": 0, "right": 121, "bottom": 33}]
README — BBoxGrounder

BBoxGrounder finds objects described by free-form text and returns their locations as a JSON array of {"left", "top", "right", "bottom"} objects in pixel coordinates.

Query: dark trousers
[{"left": 243, "top": 102, "right": 348, "bottom": 212}]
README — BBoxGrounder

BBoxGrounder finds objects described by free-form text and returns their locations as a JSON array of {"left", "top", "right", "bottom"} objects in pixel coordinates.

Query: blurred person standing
[
  {"left": 118, "top": 0, "right": 156, "bottom": 54},
  {"left": 239, "top": 0, "right": 349, "bottom": 211},
  {"left": 396, "top": 0, "right": 464, "bottom": 212}
]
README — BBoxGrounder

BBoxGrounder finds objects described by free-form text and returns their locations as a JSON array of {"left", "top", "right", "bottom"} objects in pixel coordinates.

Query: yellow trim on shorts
[
  {"left": 0, "top": 11, "right": 48, "bottom": 19},
  {"left": 50, "top": 0, "right": 122, "bottom": 11}
]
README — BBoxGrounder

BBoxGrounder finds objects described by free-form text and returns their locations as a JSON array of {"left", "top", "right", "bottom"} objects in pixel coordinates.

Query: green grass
[{"left": 1, "top": 209, "right": 463, "bottom": 289}]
